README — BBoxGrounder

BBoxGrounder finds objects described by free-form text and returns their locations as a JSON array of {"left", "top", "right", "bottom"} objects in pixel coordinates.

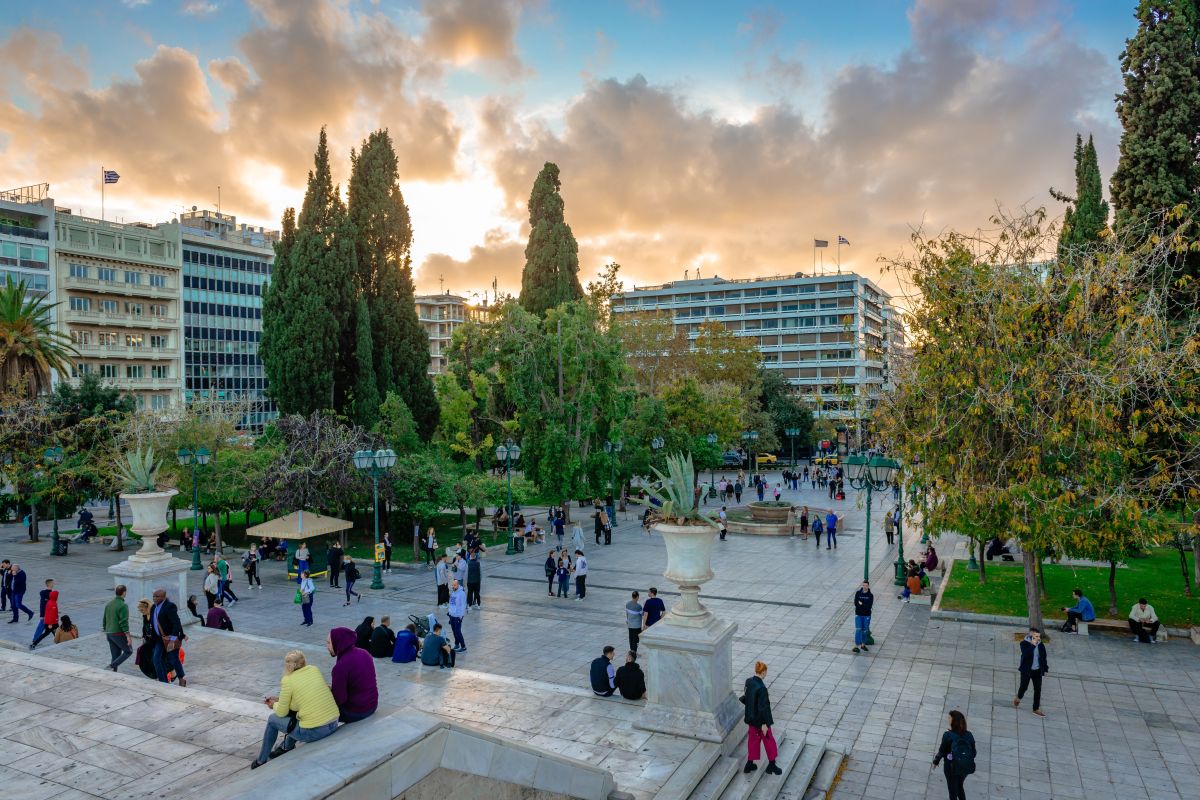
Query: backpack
[{"left": 948, "top": 732, "right": 975, "bottom": 776}]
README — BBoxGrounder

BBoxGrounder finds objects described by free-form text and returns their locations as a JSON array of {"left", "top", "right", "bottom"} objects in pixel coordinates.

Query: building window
[
  {"left": 151, "top": 395, "right": 169, "bottom": 411},
  {"left": 149, "top": 274, "right": 166, "bottom": 288},
  {"left": 151, "top": 365, "right": 170, "bottom": 379},
  {"left": 98, "top": 267, "right": 117, "bottom": 282},
  {"left": 70, "top": 330, "right": 91, "bottom": 345},
  {"left": 126, "top": 365, "right": 144, "bottom": 379},
  {"left": 126, "top": 334, "right": 144, "bottom": 348},
  {"left": 150, "top": 335, "right": 168, "bottom": 348},
  {"left": 149, "top": 303, "right": 168, "bottom": 316},
  {"left": 100, "top": 364, "right": 118, "bottom": 378},
  {"left": 99, "top": 300, "right": 117, "bottom": 313},
  {"left": 69, "top": 263, "right": 89, "bottom": 279},
  {"left": 69, "top": 297, "right": 90, "bottom": 312},
  {"left": 125, "top": 302, "right": 143, "bottom": 316},
  {"left": 124, "top": 271, "right": 142, "bottom": 285}
]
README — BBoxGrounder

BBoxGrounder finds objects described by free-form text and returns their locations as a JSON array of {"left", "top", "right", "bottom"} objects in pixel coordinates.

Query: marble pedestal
[
  {"left": 634, "top": 614, "right": 740, "bottom": 742},
  {"left": 108, "top": 551, "right": 195, "bottom": 625}
]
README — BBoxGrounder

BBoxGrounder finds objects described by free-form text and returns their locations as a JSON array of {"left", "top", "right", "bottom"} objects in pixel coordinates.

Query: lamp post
[
  {"left": 784, "top": 427, "right": 799, "bottom": 468},
  {"left": 354, "top": 448, "right": 397, "bottom": 590},
  {"left": 44, "top": 446, "right": 63, "bottom": 556},
  {"left": 496, "top": 440, "right": 522, "bottom": 555},
  {"left": 741, "top": 430, "right": 759, "bottom": 479},
  {"left": 706, "top": 433, "right": 717, "bottom": 490},
  {"left": 604, "top": 440, "right": 623, "bottom": 515},
  {"left": 177, "top": 447, "right": 211, "bottom": 570},
  {"left": 844, "top": 453, "right": 900, "bottom": 583}
]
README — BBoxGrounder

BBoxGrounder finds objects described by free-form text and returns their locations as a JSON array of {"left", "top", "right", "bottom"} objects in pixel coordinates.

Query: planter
[
  {"left": 120, "top": 489, "right": 179, "bottom": 559},
  {"left": 654, "top": 521, "right": 719, "bottom": 626},
  {"left": 748, "top": 501, "right": 791, "bottom": 523}
]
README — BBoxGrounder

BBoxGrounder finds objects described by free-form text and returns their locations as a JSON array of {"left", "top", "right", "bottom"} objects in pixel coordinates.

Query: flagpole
[
  {"left": 837, "top": 237, "right": 841, "bottom": 273},
  {"left": 101, "top": 166, "right": 105, "bottom": 222},
  {"left": 812, "top": 239, "right": 816, "bottom": 278}
]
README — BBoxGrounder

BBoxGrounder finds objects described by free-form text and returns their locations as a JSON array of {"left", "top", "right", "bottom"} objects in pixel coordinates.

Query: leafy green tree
[
  {"left": 374, "top": 391, "right": 421, "bottom": 454},
  {"left": 0, "top": 280, "right": 77, "bottom": 397},
  {"left": 348, "top": 130, "right": 438, "bottom": 439},
  {"left": 389, "top": 451, "right": 453, "bottom": 559},
  {"left": 1111, "top": 0, "right": 1200, "bottom": 242},
  {"left": 759, "top": 368, "right": 814, "bottom": 460},
  {"left": 1053, "top": 134, "right": 1110, "bottom": 260},
  {"left": 261, "top": 129, "right": 356, "bottom": 414},
  {"left": 48, "top": 372, "right": 135, "bottom": 421},
  {"left": 351, "top": 297, "right": 380, "bottom": 429},
  {"left": 518, "top": 163, "right": 583, "bottom": 316}
]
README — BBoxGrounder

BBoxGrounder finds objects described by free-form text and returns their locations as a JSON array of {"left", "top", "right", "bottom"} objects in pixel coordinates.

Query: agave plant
[
  {"left": 116, "top": 447, "right": 160, "bottom": 493},
  {"left": 645, "top": 452, "right": 716, "bottom": 526}
]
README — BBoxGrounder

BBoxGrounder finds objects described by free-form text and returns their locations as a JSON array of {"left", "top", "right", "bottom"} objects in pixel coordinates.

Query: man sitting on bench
[
  {"left": 1128, "top": 598, "right": 1160, "bottom": 644},
  {"left": 986, "top": 536, "right": 1014, "bottom": 561},
  {"left": 1061, "top": 588, "right": 1095, "bottom": 633}
]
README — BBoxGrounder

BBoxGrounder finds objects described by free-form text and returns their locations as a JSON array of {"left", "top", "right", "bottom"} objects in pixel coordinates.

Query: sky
[{"left": 0, "top": 0, "right": 1140, "bottom": 301}]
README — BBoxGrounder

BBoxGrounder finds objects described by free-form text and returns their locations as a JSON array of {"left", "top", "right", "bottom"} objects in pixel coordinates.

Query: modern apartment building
[
  {"left": 54, "top": 210, "right": 183, "bottom": 411},
  {"left": 0, "top": 184, "right": 55, "bottom": 297},
  {"left": 415, "top": 293, "right": 468, "bottom": 376},
  {"left": 611, "top": 272, "right": 899, "bottom": 419},
  {"left": 176, "top": 209, "right": 278, "bottom": 430}
]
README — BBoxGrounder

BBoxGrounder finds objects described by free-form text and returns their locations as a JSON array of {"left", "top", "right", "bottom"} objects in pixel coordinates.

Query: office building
[
  {"left": 611, "top": 272, "right": 899, "bottom": 419},
  {"left": 176, "top": 209, "right": 278, "bottom": 430},
  {"left": 0, "top": 183, "right": 54, "bottom": 297},
  {"left": 54, "top": 209, "right": 183, "bottom": 411}
]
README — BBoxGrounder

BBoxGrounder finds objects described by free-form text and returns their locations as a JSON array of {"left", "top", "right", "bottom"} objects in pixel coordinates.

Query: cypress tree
[
  {"left": 1054, "top": 134, "right": 1110, "bottom": 259},
  {"left": 518, "top": 162, "right": 583, "bottom": 316},
  {"left": 351, "top": 297, "right": 380, "bottom": 429},
  {"left": 261, "top": 129, "right": 356, "bottom": 414},
  {"left": 347, "top": 130, "right": 438, "bottom": 439},
  {"left": 1111, "top": 1, "right": 1200, "bottom": 236}
]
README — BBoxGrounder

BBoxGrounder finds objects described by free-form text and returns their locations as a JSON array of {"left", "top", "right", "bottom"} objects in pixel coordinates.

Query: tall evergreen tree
[
  {"left": 1053, "top": 134, "right": 1110, "bottom": 259},
  {"left": 1110, "top": 1, "right": 1200, "bottom": 236},
  {"left": 261, "top": 129, "right": 356, "bottom": 414},
  {"left": 347, "top": 130, "right": 438, "bottom": 439},
  {"left": 518, "top": 162, "right": 583, "bottom": 316},
  {"left": 351, "top": 297, "right": 380, "bottom": 429}
]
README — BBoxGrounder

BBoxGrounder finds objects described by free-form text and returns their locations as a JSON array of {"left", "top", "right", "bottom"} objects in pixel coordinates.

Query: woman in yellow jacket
[{"left": 252, "top": 650, "right": 340, "bottom": 768}]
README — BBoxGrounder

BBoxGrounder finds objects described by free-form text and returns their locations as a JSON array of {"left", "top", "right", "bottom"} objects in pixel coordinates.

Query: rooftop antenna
[
  {"left": 217, "top": 186, "right": 221, "bottom": 215},
  {"left": 684, "top": 268, "right": 690, "bottom": 280},
  {"left": 440, "top": 274, "right": 445, "bottom": 294}
]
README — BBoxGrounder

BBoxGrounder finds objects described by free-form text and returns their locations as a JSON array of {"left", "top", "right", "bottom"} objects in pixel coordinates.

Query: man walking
[
  {"left": 103, "top": 585, "right": 133, "bottom": 672},
  {"left": 435, "top": 554, "right": 450, "bottom": 608},
  {"left": 642, "top": 587, "right": 666, "bottom": 629},
  {"left": 448, "top": 579, "right": 467, "bottom": 653},
  {"left": 825, "top": 510, "right": 838, "bottom": 549},
  {"left": 0, "top": 559, "right": 10, "bottom": 612},
  {"left": 216, "top": 555, "right": 238, "bottom": 606},
  {"left": 625, "top": 591, "right": 644, "bottom": 654},
  {"left": 884, "top": 510, "right": 895, "bottom": 547},
  {"left": 8, "top": 563, "right": 33, "bottom": 623},
  {"left": 852, "top": 581, "right": 873, "bottom": 654},
  {"left": 466, "top": 549, "right": 482, "bottom": 609},
  {"left": 150, "top": 588, "right": 187, "bottom": 686},
  {"left": 327, "top": 540, "right": 344, "bottom": 588},
  {"left": 1014, "top": 627, "right": 1047, "bottom": 717},
  {"left": 573, "top": 550, "right": 588, "bottom": 600}
]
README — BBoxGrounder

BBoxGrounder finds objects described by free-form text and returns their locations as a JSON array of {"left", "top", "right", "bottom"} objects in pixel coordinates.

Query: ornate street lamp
[
  {"left": 354, "top": 448, "right": 397, "bottom": 589},
  {"left": 177, "top": 447, "right": 211, "bottom": 570},
  {"left": 741, "top": 430, "right": 759, "bottom": 478},
  {"left": 44, "top": 446, "right": 64, "bottom": 556},
  {"left": 784, "top": 427, "right": 800, "bottom": 468},
  {"left": 706, "top": 432, "right": 718, "bottom": 490},
  {"left": 496, "top": 440, "right": 522, "bottom": 555},
  {"left": 604, "top": 440, "right": 623, "bottom": 515},
  {"left": 844, "top": 453, "right": 900, "bottom": 583}
]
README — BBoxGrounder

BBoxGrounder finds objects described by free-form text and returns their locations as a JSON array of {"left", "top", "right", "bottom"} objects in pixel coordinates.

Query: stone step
[
  {"left": 745, "top": 737, "right": 809, "bottom": 800},
  {"left": 801, "top": 747, "right": 846, "bottom": 800},
  {"left": 687, "top": 727, "right": 786, "bottom": 800},
  {"left": 654, "top": 741, "right": 721, "bottom": 800},
  {"left": 774, "top": 741, "right": 825, "bottom": 800},
  {"left": 718, "top": 730, "right": 799, "bottom": 800}
]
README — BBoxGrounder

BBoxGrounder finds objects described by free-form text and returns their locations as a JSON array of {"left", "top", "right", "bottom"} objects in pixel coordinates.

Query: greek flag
[
  {"left": 103, "top": 170, "right": 120, "bottom": 184},
  {"left": 838, "top": 236, "right": 850, "bottom": 245}
]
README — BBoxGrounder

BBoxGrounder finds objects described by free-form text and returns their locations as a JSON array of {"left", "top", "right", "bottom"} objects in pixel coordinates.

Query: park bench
[{"left": 1069, "top": 617, "right": 1169, "bottom": 641}]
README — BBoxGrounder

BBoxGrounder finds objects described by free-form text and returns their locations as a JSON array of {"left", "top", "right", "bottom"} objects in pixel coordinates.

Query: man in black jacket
[
  {"left": 0, "top": 559, "right": 11, "bottom": 612},
  {"left": 327, "top": 541, "right": 344, "bottom": 588},
  {"left": 1014, "top": 627, "right": 1048, "bottom": 717},
  {"left": 8, "top": 564, "right": 33, "bottom": 623},
  {"left": 150, "top": 588, "right": 187, "bottom": 687},
  {"left": 589, "top": 646, "right": 616, "bottom": 697},
  {"left": 369, "top": 616, "right": 397, "bottom": 658},
  {"left": 614, "top": 651, "right": 646, "bottom": 700},
  {"left": 852, "top": 581, "right": 873, "bottom": 654}
]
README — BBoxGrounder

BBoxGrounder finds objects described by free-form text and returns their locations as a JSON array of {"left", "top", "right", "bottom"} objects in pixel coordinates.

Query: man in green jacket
[{"left": 103, "top": 585, "right": 133, "bottom": 672}]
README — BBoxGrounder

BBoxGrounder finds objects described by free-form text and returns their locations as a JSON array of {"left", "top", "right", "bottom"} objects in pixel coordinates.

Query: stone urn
[
  {"left": 748, "top": 501, "right": 792, "bottom": 523},
  {"left": 655, "top": 521, "right": 719, "bottom": 627},
  {"left": 120, "top": 489, "right": 178, "bottom": 560}
]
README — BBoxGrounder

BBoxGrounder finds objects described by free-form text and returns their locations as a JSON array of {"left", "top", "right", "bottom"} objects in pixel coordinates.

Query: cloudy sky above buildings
[{"left": 0, "top": 0, "right": 1136, "bottom": 299}]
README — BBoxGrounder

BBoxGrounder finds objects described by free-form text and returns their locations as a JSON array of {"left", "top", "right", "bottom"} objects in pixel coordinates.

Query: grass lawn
[{"left": 939, "top": 549, "right": 1200, "bottom": 628}]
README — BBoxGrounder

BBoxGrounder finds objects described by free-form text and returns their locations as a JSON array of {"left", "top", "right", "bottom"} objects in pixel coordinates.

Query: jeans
[
  {"left": 628, "top": 627, "right": 640, "bottom": 654},
  {"left": 31, "top": 622, "right": 57, "bottom": 648},
  {"left": 257, "top": 713, "right": 337, "bottom": 763},
  {"left": 346, "top": 580, "right": 359, "bottom": 603},
  {"left": 302, "top": 598, "right": 314, "bottom": 626},
  {"left": 425, "top": 547, "right": 436, "bottom": 565},
  {"left": 854, "top": 615, "right": 870, "bottom": 646},
  {"left": 557, "top": 577, "right": 569, "bottom": 597},
  {"left": 814, "top": 531, "right": 822, "bottom": 547},
  {"left": 747, "top": 725, "right": 778, "bottom": 761},
  {"left": 10, "top": 591, "right": 32, "bottom": 622},
  {"left": 220, "top": 580, "right": 238, "bottom": 603},
  {"left": 1017, "top": 670, "right": 1042, "bottom": 710},
  {"left": 449, "top": 615, "right": 466, "bottom": 649},
  {"left": 467, "top": 582, "right": 481, "bottom": 606},
  {"left": 576, "top": 575, "right": 587, "bottom": 599},
  {"left": 107, "top": 633, "right": 133, "bottom": 669},
  {"left": 943, "top": 766, "right": 967, "bottom": 800},
  {"left": 827, "top": 530, "right": 837, "bottom": 548},
  {"left": 152, "top": 640, "right": 186, "bottom": 683}
]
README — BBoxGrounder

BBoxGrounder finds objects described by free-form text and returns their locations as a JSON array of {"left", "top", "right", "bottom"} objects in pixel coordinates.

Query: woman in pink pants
[{"left": 739, "top": 660, "right": 782, "bottom": 776}]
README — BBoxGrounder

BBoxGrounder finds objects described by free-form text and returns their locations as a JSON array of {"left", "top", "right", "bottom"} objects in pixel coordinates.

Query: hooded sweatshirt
[
  {"left": 44, "top": 590, "right": 60, "bottom": 626},
  {"left": 329, "top": 626, "right": 378, "bottom": 716}
]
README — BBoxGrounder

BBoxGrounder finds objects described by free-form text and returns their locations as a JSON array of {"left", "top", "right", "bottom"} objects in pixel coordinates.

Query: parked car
[
  {"left": 755, "top": 453, "right": 778, "bottom": 466},
  {"left": 813, "top": 455, "right": 839, "bottom": 466},
  {"left": 721, "top": 450, "right": 744, "bottom": 467}
]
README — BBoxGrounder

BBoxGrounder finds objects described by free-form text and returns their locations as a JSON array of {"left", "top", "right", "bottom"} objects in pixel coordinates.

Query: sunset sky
[{"left": 0, "top": 1, "right": 1137, "bottom": 300}]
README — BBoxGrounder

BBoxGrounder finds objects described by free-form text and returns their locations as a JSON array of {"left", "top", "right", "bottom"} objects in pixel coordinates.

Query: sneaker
[
  {"left": 852, "top": 647, "right": 860, "bottom": 653},
  {"left": 1032, "top": 709, "right": 1046, "bottom": 717},
  {"left": 861, "top": 645, "right": 869, "bottom": 652}
]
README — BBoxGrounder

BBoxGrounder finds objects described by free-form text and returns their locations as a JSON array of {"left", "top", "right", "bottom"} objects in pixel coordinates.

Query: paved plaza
[{"left": 2, "top": 472, "right": 1199, "bottom": 799}]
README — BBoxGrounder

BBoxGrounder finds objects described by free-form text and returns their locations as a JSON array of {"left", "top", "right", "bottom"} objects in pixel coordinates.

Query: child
[{"left": 556, "top": 558, "right": 571, "bottom": 598}]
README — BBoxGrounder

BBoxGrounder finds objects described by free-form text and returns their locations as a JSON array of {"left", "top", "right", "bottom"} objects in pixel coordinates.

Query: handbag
[{"left": 293, "top": 589, "right": 303, "bottom": 604}]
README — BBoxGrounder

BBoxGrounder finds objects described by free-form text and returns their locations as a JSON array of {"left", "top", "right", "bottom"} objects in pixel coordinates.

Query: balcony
[
  {"left": 75, "top": 343, "right": 177, "bottom": 359},
  {"left": 61, "top": 273, "right": 176, "bottom": 297},
  {"left": 65, "top": 309, "right": 178, "bottom": 328},
  {"left": 0, "top": 222, "right": 49, "bottom": 241}
]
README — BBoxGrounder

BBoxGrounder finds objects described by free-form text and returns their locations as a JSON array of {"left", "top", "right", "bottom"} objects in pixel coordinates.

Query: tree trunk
[
  {"left": 1036, "top": 552, "right": 1047, "bottom": 599},
  {"left": 458, "top": 503, "right": 467, "bottom": 534},
  {"left": 1022, "top": 549, "right": 1043, "bottom": 630},
  {"left": 1107, "top": 560, "right": 1118, "bottom": 616},
  {"left": 561, "top": 500, "right": 571, "bottom": 525},
  {"left": 214, "top": 514, "right": 224, "bottom": 555},
  {"left": 29, "top": 503, "right": 38, "bottom": 542},
  {"left": 1193, "top": 534, "right": 1200, "bottom": 598},
  {"left": 977, "top": 540, "right": 987, "bottom": 584},
  {"left": 172, "top": 507, "right": 177, "bottom": 533},
  {"left": 114, "top": 496, "right": 124, "bottom": 552},
  {"left": 1177, "top": 537, "right": 1193, "bottom": 597},
  {"left": 411, "top": 515, "right": 420, "bottom": 561}
]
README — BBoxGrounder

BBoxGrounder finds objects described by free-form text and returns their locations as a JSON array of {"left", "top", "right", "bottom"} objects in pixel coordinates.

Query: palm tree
[{"left": 0, "top": 279, "right": 78, "bottom": 397}]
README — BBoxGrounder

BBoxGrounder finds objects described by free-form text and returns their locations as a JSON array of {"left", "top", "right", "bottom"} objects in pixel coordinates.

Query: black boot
[
  {"left": 743, "top": 761, "right": 757, "bottom": 774},
  {"left": 766, "top": 760, "right": 783, "bottom": 775}
]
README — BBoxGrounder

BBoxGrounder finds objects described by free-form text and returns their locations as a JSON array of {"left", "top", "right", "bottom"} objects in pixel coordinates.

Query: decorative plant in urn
[
  {"left": 116, "top": 447, "right": 178, "bottom": 558},
  {"left": 645, "top": 453, "right": 719, "bottom": 625}
]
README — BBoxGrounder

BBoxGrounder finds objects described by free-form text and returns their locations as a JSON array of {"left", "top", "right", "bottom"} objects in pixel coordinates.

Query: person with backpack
[
  {"left": 343, "top": 558, "right": 361, "bottom": 605},
  {"left": 931, "top": 709, "right": 975, "bottom": 800}
]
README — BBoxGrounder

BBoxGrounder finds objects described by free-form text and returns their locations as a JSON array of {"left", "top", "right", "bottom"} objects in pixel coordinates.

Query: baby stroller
[{"left": 409, "top": 613, "right": 437, "bottom": 638}]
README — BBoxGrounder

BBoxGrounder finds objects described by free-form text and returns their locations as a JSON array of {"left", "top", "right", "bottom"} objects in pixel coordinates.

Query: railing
[
  {"left": 0, "top": 222, "right": 49, "bottom": 240},
  {"left": 0, "top": 183, "right": 49, "bottom": 204}
]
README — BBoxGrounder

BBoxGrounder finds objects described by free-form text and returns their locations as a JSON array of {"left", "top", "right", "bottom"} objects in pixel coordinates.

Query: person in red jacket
[
  {"left": 30, "top": 584, "right": 59, "bottom": 650},
  {"left": 326, "top": 627, "right": 378, "bottom": 724}
]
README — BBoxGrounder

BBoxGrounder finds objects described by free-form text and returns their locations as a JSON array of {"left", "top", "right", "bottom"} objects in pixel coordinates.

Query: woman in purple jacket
[{"left": 326, "top": 627, "right": 378, "bottom": 723}]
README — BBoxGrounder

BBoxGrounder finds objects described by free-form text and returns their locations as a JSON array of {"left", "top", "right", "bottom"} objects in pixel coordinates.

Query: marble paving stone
[
  {"left": 7, "top": 726, "right": 99, "bottom": 757},
  {"left": 0, "top": 764, "right": 65, "bottom": 800},
  {"left": 69, "top": 743, "right": 169, "bottom": 777}
]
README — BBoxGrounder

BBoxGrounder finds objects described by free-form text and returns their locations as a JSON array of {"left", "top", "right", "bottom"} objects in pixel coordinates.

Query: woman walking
[
  {"left": 135, "top": 599, "right": 157, "bottom": 679},
  {"left": 739, "top": 661, "right": 782, "bottom": 776},
  {"left": 299, "top": 570, "right": 315, "bottom": 627},
  {"left": 203, "top": 565, "right": 219, "bottom": 609},
  {"left": 382, "top": 533, "right": 393, "bottom": 573},
  {"left": 799, "top": 506, "right": 809, "bottom": 540},
  {"left": 932, "top": 710, "right": 976, "bottom": 800},
  {"left": 244, "top": 550, "right": 261, "bottom": 589},
  {"left": 343, "top": 558, "right": 361, "bottom": 605}
]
